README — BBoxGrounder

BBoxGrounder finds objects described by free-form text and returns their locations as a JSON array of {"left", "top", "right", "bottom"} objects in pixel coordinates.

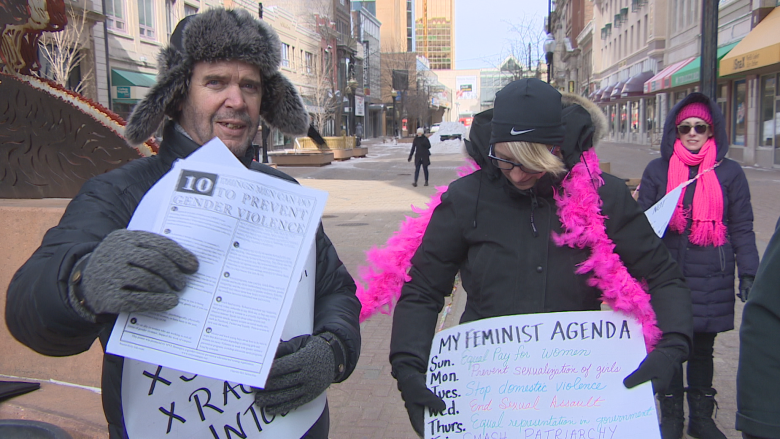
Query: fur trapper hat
[{"left": 125, "top": 8, "right": 310, "bottom": 145}]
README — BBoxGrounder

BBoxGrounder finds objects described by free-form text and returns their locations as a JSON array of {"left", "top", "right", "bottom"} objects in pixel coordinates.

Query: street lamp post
[
  {"left": 544, "top": 34, "right": 556, "bottom": 85},
  {"left": 346, "top": 77, "right": 359, "bottom": 136}
]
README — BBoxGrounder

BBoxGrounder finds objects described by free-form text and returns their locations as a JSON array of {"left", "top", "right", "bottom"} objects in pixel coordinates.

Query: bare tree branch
[
  {"left": 37, "top": 0, "right": 93, "bottom": 95},
  {"left": 309, "top": 50, "right": 339, "bottom": 135},
  {"left": 487, "top": 15, "right": 546, "bottom": 80}
]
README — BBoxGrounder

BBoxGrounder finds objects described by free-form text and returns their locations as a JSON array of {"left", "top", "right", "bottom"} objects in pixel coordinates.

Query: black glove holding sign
[
  {"left": 68, "top": 229, "right": 199, "bottom": 320},
  {"left": 254, "top": 332, "right": 346, "bottom": 415},
  {"left": 395, "top": 371, "right": 447, "bottom": 437},
  {"left": 623, "top": 333, "right": 689, "bottom": 394}
]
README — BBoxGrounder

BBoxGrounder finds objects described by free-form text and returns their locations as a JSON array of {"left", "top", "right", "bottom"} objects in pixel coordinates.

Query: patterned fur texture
[
  {"left": 125, "top": 8, "right": 309, "bottom": 145},
  {"left": 561, "top": 92, "right": 608, "bottom": 144}
]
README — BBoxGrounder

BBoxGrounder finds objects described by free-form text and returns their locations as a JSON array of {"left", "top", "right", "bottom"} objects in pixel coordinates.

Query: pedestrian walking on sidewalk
[
  {"left": 637, "top": 93, "right": 759, "bottom": 439},
  {"left": 390, "top": 78, "right": 693, "bottom": 438},
  {"left": 408, "top": 127, "right": 431, "bottom": 187},
  {"left": 5, "top": 9, "right": 361, "bottom": 439},
  {"left": 355, "top": 122, "right": 363, "bottom": 146}
]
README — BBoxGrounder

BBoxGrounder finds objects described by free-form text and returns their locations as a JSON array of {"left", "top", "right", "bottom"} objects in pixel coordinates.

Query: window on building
[
  {"left": 717, "top": 83, "right": 728, "bottom": 125},
  {"left": 105, "top": 0, "right": 126, "bottom": 31},
  {"left": 645, "top": 14, "right": 649, "bottom": 41},
  {"left": 759, "top": 74, "right": 777, "bottom": 147},
  {"left": 281, "top": 43, "right": 290, "bottom": 68},
  {"left": 165, "top": 0, "right": 173, "bottom": 41},
  {"left": 733, "top": 79, "right": 746, "bottom": 145},
  {"left": 184, "top": 4, "right": 198, "bottom": 16},
  {"left": 406, "top": 0, "right": 413, "bottom": 52},
  {"left": 305, "top": 52, "right": 314, "bottom": 74},
  {"left": 138, "top": 0, "right": 155, "bottom": 39}
]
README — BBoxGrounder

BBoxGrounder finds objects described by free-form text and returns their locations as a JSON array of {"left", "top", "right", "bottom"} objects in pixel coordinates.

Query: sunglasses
[
  {"left": 677, "top": 123, "right": 709, "bottom": 135},
  {"left": 488, "top": 145, "right": 556, "bottom": 174}
]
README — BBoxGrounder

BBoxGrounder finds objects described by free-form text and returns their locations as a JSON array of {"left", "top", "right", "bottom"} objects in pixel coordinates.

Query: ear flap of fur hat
[
  {"left": 260, "top": 72, "right": 310, "bottom": 135},
  {"left": 124, "top": 7, "right": 310, "bottom": 145},
  {"left": 125, "top": 46, "right": 191, "bottom": 145}
]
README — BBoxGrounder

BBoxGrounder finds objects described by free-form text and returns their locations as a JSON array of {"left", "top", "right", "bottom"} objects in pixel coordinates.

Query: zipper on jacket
[
  {"left": 530, "top": 189, "right": 539, "bottom": 237},
  {"left": 719, "top": 246, "right": 726, "bottom": 272}
]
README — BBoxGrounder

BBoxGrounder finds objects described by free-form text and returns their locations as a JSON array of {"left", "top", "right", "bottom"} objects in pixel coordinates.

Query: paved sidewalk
[{"left": 287, "top": 138, "right": 780, "bottom": 439}]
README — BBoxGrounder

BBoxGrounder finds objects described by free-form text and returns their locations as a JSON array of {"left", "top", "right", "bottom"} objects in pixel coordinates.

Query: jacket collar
[{"left": 158, "top": 120, "right": 255, "bottom": 168}]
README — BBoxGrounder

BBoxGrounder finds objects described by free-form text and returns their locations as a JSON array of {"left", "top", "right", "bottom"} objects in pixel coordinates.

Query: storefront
[
  {"left": 620, "top": 71, "right": 656, "bottom": 143},
  {"left": 720, "top": 6, "right": 780, "bottom": 167},
  {"left": 643, "top": 58, "right": 696, "bottom": 128},
  {"left": 110, "top": 69, "right": 157, "bottom": 121}
]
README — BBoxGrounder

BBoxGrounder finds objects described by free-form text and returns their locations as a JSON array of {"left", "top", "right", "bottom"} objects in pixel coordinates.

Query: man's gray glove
[
  {"left": 623, "top": 333, "right": 688, "bottom": 394},
  {"left": 254, "top": 333, "right": 342, "bottom": 415},
  {"left": 395, "top": 371, "right": 446, "bottom": 437},
  {"left": 69, "top": 229, "right": 198, "bottom": 317},
  {"left": 738, "top": 275, "right": 754, "bottom": 302}
]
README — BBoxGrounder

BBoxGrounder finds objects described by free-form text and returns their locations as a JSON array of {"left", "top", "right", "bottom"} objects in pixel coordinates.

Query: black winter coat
[
  {"left": 737, "top": 218, "right": 780, "bottom": 437},
  {"left": 637, "top": 93, "right": 758, "bottom": 333},
  {"left": 5, "top": 122, "right": 361, "bottom": 438},
  {"left": 390, "top": 97, "right": 693, "bottom": 380},
  {"left": 409, "top": 135, "right": 431, "bottom": 166}
]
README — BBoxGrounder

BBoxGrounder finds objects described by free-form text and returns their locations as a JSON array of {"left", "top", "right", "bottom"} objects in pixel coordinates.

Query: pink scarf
[
  {"left": 355, "top": 152, "right": 661, "bottom": 351},
  {"left": 667, "top": 138, "right": 727, "bottom": 246}
]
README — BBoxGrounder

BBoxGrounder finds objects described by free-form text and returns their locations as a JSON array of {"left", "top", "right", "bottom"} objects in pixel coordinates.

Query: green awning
[
  {"left": 111, "top": 69, "right": 157, "bottom": 87},
  {"left": 671, "top": 42, "right": 740, "bottom": 88}
]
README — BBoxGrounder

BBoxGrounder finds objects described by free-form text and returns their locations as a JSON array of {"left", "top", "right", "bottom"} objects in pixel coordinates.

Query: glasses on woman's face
[
  {"left": 677, "top": 123, "right": 709, "bottom": 135},
  {"left": 488, "top": 145, "right": 546, "bottom": 174}
]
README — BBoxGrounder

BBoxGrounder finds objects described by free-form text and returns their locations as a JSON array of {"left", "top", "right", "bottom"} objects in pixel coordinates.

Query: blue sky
[{"left": 454, "top": 0, "right": 549, "bottom": 69}]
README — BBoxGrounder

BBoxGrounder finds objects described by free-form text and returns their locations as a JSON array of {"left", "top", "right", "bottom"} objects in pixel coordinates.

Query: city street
[{"left": 282, "top": 137, "right": 780, "bottom": 439}]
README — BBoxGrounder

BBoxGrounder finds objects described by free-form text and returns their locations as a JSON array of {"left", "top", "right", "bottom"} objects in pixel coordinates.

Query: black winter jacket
[
  {"left": 409, "top": 135, "right": 431, "bottom": 166},
  {"left": 390, "top": 96, "right": 693, "bottom": 380},
  {"left": 5, "top": 122, "right": 361, "bottom": 438},
  {"left": 637, "top": 93, "right": 758, "bottom": 333},
  {"left": 737, "top": 218, "right": 780, "bottom": 437}
]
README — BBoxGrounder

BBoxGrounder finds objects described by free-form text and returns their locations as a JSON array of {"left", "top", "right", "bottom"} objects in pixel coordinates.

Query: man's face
[{"left": 179, "top": 60, "right": 262, "bottom": 157}]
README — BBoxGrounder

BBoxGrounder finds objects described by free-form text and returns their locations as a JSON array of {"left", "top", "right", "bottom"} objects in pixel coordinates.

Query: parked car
[
  {"left": 430, "top": 123, "right": 440, "bottom": 133},
  {"left": 439, "top": 133, "right": 462, "bottom": 141}
]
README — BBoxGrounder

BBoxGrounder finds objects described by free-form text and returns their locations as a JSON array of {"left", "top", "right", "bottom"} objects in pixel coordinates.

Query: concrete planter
[
  {"left": 329, "top": 149, "right": 353, "bottom": 161},
  {"left": 353, "top": 147, "right": 368, "bottom": 158},
  {"left": 268, "top": 151, "right": 333, "bottom": 167}
]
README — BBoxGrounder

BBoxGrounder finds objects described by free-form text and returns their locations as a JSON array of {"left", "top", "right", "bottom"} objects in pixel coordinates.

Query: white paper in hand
[{"left": 644, "top": 183, "right": 684, "bottom": 238}]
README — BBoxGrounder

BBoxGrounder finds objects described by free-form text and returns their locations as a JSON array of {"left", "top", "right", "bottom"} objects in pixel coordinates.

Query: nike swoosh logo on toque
[{"left": 510, "top": 128, "right": 535, "bottom": 135}]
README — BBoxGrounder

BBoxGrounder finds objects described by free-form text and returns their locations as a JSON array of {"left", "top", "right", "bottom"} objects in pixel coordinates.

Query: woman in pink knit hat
[{"left": 638, "top": 93, "right": 759, "bottom": 439}]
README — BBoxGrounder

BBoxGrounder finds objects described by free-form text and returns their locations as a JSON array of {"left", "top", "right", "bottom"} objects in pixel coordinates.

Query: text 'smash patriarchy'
[{"left": 425, "top": 311, "right": 660, "bottom": 439}]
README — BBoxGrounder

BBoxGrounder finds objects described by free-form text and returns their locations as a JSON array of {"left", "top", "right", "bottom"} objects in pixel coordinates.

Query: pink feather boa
[
  {"left": 354, "top": 159, "right": 479, "bottom": 322},
  {"left": 354, "top": 151, "right": 660, "bottom": 351},
  {"left": 552, "top": 149, "right": 661, "bottom": 351}
]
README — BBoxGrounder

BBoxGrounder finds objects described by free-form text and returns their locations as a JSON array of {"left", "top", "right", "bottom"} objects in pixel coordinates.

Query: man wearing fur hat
[{"left": 6, "top": 8, "right": 360, "bottom": 438}]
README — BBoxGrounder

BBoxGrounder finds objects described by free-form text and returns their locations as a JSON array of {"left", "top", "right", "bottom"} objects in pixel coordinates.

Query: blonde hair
[{"left": 503, "top": 141, "right": 567, "bottom": 175}]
